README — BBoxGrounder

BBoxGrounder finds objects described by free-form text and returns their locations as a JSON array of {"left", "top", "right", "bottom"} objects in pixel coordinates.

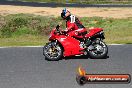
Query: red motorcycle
[{"left": 43, "top": 25, "right": 108, "bottom": 61}]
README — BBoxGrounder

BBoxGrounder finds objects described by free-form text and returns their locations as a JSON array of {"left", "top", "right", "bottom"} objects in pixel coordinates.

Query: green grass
[
  {"left": 0, "top": 14, "right": 132, "bottom": 46},
  {"left": 0, "top": 35, "right": 48, "bottom": 46},
  {"left": 17, "top": 0, "right": 132, "bottom": 4},
  {"left": 81, "top": 17, "right": 132, "bottom": 44}
]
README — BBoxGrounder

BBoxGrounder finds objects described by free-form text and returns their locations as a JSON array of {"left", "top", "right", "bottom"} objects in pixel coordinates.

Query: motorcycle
[{"left": 43, "top": 25, "right": 108, "bottom": 61}]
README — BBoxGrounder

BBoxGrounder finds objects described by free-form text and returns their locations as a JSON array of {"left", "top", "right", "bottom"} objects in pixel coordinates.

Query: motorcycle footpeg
[{"left": 84, "top": 51, "right": 87, "bottom": 55}]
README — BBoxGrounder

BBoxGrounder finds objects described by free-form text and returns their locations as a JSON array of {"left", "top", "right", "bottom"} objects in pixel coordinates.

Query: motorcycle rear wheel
[
  {"left": 88, "top": 39, "right": 108, "bottom": 59},
  {"left": 43, "top": 42, "right": 63, "bottom": 61}
]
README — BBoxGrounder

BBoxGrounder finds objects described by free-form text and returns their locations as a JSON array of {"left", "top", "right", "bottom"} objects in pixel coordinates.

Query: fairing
[
  {"left": 55, "top": 35, "right": 84, "bottom": 57},
  {"left": 48, "top": 27, "right": 104, "bottom": 57},
  {"left": 85, "top": 28, "right": 103, "bottom": 38}
]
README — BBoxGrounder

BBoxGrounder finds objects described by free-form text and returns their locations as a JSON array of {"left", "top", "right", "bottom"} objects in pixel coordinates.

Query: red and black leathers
[{"left": 65, "top": 15, "right": 87, "bottom": 38}]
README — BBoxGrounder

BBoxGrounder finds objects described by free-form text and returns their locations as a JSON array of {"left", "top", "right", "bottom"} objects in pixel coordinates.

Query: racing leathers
[{"left": 65, "top": 15, "right": 87, "bottom": 39}]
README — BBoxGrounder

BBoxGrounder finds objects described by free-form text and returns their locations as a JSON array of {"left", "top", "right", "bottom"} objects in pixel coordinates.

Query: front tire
[
  {"left": 43, "top": 42, "right": 63, "bottom": 61},
  {"left": 88, "top": 39, "right": 108, "bottom": 59}
]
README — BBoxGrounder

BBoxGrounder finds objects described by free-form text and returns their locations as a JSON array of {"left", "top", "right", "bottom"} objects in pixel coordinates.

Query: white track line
[
  {"left": 0, "top": 46, "right": 43, "bottom": 48},
  {"left": 0, "top": 44, "right": 126, "bottom": 48},
  {"left": 108, "top": 44, "right": 124, "bottom": 45}
]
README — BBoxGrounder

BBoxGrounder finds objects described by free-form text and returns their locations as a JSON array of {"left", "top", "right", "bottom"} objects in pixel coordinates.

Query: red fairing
[
  {"left": 48, "top": 25, "right": 104, "bottom": 57},
  {"left": 48, "top": 28, "right": 84, "bottom": 57},
  {"left": 55, "top": 35, "right": 84, "bottom": 56},
  {"left": 49, "top": 28, "right": 56, "bottom": 41},
  {"left": 85, "top": 28, "right": 103, "bottom": 38}
]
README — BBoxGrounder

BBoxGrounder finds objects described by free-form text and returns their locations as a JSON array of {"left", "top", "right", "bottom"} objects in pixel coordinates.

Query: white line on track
[
  {"left": 0, "top": 44, "right": 126, "bottom": 48},
  {"left": 108, "top": 44, "right": 125, "bottom": 45},
  {"left": 0, "top": 46, "right": 43, "bottom": 48}
]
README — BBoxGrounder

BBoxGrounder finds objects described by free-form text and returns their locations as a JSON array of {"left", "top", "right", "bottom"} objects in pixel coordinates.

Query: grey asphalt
[
  {"left": 0, "top": 45, "right": 132, "bottom": 88},
  {"left": 0, "top": 0, "right": 132, "bottom": 7}
]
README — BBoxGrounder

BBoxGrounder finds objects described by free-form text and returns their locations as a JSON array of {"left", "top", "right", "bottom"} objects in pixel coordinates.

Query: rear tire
[
  {"left": 88, "top": 39, "right": 108, "bottom": 59},
  {"left": 43, "top": 42, "right": 63, "bottom": 61}
]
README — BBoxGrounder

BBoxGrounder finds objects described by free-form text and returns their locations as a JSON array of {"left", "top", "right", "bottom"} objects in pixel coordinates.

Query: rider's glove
[{"left": 61, "top": 29, "right": 68, "bottom": 35}]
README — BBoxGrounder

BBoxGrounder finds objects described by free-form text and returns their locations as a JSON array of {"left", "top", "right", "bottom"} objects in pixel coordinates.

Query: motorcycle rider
[{"left": 61, "top": 8, "right": 87, "bottom": 40}]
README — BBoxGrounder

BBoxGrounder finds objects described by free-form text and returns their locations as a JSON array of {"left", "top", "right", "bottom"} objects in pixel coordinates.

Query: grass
[
  {"left": 104, "top": 18, "right": 132, "bottom": 44},
  {"left": 0, "top": 35, "right": 48, "bottom": 46},
  {"left": 17, "top": 0, "right": 132, "bottom": 4},
  {"left": 0, "top": 14, "right": 132, "bottom": 46}
]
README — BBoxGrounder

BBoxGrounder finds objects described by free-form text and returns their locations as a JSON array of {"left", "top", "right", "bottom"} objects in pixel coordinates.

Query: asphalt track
[
  {"left": 0, "top": 0, "right": 132, "bottom": 7},
  {"left": 0, "top": 45, "right": 132, "bottom": 88}
]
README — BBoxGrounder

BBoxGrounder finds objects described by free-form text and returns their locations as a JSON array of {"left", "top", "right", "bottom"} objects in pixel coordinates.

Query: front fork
[
  {"left": 53, "top": 40, "right": 58, "bottom": 46},
  {"left": 48, "top": 40, "right": 58, "bottom": 47}
]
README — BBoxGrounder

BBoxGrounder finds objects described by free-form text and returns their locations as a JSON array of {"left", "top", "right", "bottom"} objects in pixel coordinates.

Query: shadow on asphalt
[
  {"left": 44, "top": 55, "right": 109, "bottom": 61},
  {"left": 63, "top": 55, "right": 109, "bottom": 60}
]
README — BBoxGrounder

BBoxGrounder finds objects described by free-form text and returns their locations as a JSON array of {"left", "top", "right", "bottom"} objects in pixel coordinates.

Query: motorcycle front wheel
[
  {"left": 88, "top": 39, "right": 108, "bottom": 59},
  {"left": 43, "top": 42, "right": 63, "bottom": 61}
]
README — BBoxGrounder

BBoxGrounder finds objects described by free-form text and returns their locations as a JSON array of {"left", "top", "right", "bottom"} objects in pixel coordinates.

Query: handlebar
[
  {"left": 55, "top": 25, "right": 67, "bottom": 35},
  {"left": 56, "top": 25, "right": 60, "bottom": 33}
]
